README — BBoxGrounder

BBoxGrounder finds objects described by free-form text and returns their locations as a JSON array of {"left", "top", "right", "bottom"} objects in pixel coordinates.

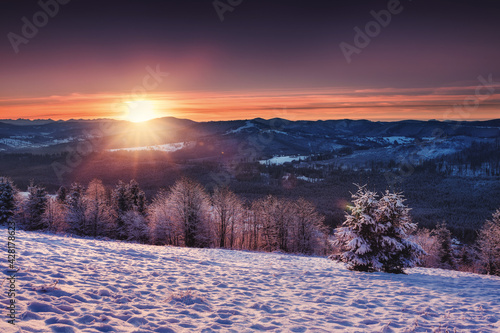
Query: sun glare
[{"left": 126, "top": 100, "right": 157, "bottom": 123}]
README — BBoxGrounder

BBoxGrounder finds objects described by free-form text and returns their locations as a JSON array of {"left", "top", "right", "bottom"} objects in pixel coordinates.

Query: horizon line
[{"left": 1, "top": 116, "right": 500, "bottom": 124}]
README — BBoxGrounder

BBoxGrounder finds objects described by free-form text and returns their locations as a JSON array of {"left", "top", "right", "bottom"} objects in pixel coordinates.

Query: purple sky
[{"left": 1, "top": 0, "right": 499, "bottom": 121}]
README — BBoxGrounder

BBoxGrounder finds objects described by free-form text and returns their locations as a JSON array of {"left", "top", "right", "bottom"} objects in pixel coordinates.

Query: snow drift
[{"left": 1, "top": 228, "right": 499, "bottom": 332}]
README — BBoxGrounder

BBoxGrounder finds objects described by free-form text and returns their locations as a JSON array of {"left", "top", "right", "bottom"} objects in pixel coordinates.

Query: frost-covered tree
[
  {"left": 211, "top": 186, "right": 243, "bottom": 249},
  {"left": 168, "top": 178, "right": 210, "bottom": 248},
  {"left": 43, "top": 197, "right": 70, "bottom": 233},
  {"left": 122, "top": 210, "right": 149, "bottom": 243},
  {"left": 148, "top": 189, "right": 181, "bottom": 245},
  {"left": 409, "top": 228, "right": 440, "bottom": 268},
  {"left": 22, "top": 182, "right": 48, "bottom": 231},
  {"left": 477, "top": 209, "right": 500, "bottom": 275},
  {"left": 336, "top": 185, "right": 424, "bottom": 274},
  {"left": 375, "top": 191, "right": 425, "bottom": 273},
  {"left": 84, "top": 179, "right": 115, "bottom": 237},
  {"left": 0, "top": 177, "right": 16, "bottom": 226}
]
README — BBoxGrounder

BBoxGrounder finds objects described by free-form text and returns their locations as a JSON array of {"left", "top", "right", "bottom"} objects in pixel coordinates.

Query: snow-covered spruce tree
[
  {"left": 336, "top": 185, "right": 424, "bottom": 274},
  {"left": 375, "top": 191, "right": 425, "bottom": 273},
  {"left": 477, "top": 209, "right": 500, "bottom": 275},
  {"left": 0, "top": 177, "right": 16, "bottom": 226},
  {"left": 336, "top": 186, "right": 380, "bottom": 272}
]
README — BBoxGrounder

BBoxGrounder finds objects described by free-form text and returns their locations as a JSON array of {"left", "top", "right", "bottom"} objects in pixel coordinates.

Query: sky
[{"left": 1, "top": 0, "right": 499, "bottom": 122}]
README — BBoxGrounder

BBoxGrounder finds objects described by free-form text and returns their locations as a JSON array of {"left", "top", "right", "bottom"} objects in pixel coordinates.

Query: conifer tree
[
  {"left": 0, "top": 177, "right": 16, "bottom": 226},
  {"left": 23, "top": 182, "right": 48, "bottom": 231},
  {"left": 56, "top": 186, "right": 68, "bottom": 204},
  {"left": 433, "top": 221, "right": 456, "bottom": 269},
  {"left": 113, "top": 179, "right": 147, "bottom": 239},
  {"left": 67, "top": 183, "right": 87, "bottom": 234},
  {"left": 336, "top": 185, "right": 424, "bottom": 274}
]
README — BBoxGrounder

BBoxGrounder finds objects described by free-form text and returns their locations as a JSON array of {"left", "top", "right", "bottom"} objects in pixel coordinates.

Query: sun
[{"left": 126, "top": 100, "right": 157, "bottom": 123}]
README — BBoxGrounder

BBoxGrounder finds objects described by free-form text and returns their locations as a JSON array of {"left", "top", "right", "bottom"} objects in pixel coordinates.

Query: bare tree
[
  {"left": 211, "top": 186, "right": 243, "bottom": 249},
  {"left": 249, "top": 201, "right": 263, "bottom": 251},
  {"left": 290, "top": 198, "right": 328, "bottom": 255},
  {"left": 252, "top": 195, "right": 294, "bottom": 252}
]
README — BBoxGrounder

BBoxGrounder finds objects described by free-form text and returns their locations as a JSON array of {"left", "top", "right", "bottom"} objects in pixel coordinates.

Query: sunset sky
[{"left": 1, "top": 0, "right": 499, "bottom": 122}]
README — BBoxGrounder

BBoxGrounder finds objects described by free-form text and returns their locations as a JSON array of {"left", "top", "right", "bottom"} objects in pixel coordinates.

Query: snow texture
[{"left": 1, "top": 228, "right": 499, "bottom": 332}]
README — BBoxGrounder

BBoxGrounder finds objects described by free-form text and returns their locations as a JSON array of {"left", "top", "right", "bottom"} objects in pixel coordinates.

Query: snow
[
  {"left": 0, "top": 138, "right": 33, "bottom": 148},
  {"left": 0, "top": 137, "right": 75, "bottom": 149},
  {"left": 1, "top": 228, "right": 500, "bottom": 332},
  {"left": 259, "top": 155, "right": 308, "bottom": 165},
  {"left": 107, "top": 142, "right": 188, "bottom": 153},
  {"left": 225, "top": 121, "right": 256, "bottom": 135},
  {"left": 269, "top": 130, "right": 288, "bottom": 136}
]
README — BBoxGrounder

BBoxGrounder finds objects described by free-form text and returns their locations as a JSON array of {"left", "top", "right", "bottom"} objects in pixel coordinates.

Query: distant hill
[{"left": 0, "top": 117, "right": 499, "bottom": 156}]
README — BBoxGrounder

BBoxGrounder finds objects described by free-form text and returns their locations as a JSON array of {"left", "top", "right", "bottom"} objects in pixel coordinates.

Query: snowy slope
[{"left": 1, "top": 229, "right": 499, "bottom": 332}]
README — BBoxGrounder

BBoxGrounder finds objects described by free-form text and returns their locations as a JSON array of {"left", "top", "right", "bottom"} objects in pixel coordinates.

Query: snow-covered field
[{"left": 1, "top": 229, "right": 499, "bottom": 332}]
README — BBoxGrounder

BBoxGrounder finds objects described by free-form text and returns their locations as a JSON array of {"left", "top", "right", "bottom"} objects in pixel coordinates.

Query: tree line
[
  {"left": 0, "top": 176, "right": 329, "bottom": 255},
  {"left": 1, "top": 176, "right": 498, "bottom": 276}
]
